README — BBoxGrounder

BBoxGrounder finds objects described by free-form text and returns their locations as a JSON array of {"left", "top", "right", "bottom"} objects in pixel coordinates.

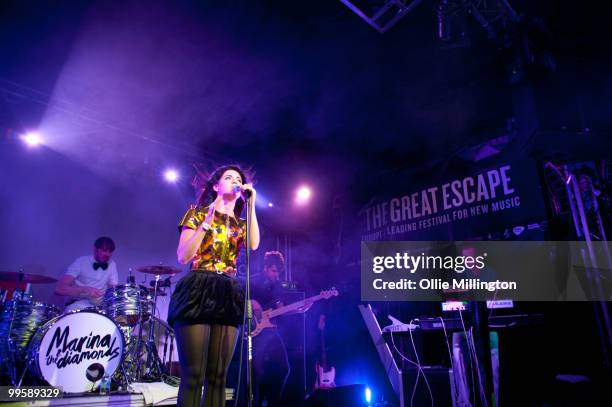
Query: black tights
[{"left": 175, "top": 324, "right": 239, "bottom": 407}]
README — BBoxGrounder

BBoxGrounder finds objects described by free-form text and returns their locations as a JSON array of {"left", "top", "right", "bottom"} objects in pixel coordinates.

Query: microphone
[{"left": 232, "top": 185, "right": 252, "bottom": 198}]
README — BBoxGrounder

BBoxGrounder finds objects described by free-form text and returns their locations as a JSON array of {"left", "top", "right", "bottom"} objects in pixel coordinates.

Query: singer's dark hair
[
  {"left": 94, "top": 236, "right": 116, "bottom": 252},
  {"left": 196, "top": 165, "right": 250, "bottom": 218}
]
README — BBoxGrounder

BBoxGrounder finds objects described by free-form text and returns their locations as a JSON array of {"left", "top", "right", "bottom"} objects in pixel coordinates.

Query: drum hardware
[
  {"left": 137, "top": 265, "right": 180, "bottom": 275},
  {"left": 11, "top": 286, "right": 32, "bottom": 387},
  {"left": 116, "top": 325, "right": 147, "bottom": 385},
  {"left": 127, "top": 267, "right": 136, "bottom": 285},
  {"left": 103, "top": 267, "right": 175, "bottom": 384},
  {"left": 0, "top": 266, "right": 58, "bottom": 284},
  {"left": 0, "top": 265, "right": 177, "bottom": 391},
  {"left": 119, "top": 316, "right": 176, "bottom": 385},
  {"left": 0, "top": 265, "right": 58, "bottom": 385},
  {"left": 101, "top": 282, "right": 159, "bottom": 384},
  {"left": 139, "top": 285, "right": 168, "bottom": 296},
  {"left": 151, "top": 277, "right": 172, "bottom": 288},
  {"left": 0, "top": 284, "right": 60, "bottom": 386},
  {"left": 140, "top": 273, "right": 165, "bottom": 381},
  {"left": 2, "top": 289, "right": 21, "bottom": 385},
  {"left": 131, "top": 264, "right": 177, "bottom": 381},
  {"left": 103, "top": 284, "right": 153, "bottom": 326},
  {"left": 4, "top": 288, "right": 25, "bottom": 386},
  {"left": 24, "top": 310, "right": 125, "bottom": 393},
  {"left": 0, "top": 289, "right": 8, "bottom": 309}
]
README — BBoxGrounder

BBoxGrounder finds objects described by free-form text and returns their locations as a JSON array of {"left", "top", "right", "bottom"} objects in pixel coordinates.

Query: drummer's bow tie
[{"left": 93, "top": 262, "right": 108, "bottom": 270}]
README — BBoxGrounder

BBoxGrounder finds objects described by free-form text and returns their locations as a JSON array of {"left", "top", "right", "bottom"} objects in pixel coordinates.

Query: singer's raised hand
[{"left": 241, "top": 183, "right": 256, "bottom": 201}]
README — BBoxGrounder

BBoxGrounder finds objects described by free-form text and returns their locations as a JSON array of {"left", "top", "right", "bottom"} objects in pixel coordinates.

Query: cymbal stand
[
  {"left": 141, "top": 274, "right": 164, "bottom": 381},
  {"left": 5, "top": 303, "right": 17, "bottom": 386},
  {"left": 6, "top": 282, "right": 30, "bottom": 386}
]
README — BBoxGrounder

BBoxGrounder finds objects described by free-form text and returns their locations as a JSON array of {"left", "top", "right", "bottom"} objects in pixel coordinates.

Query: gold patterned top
[{"left": 178, "top": 205, "right": 246, "bottom": 273}]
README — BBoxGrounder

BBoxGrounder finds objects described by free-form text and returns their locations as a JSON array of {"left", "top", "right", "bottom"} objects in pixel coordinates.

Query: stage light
[
  {"left": 268, "top": 202, "right": 274, "bottom": 208},
  {"left": 21, "top": 132, "right": 43, "bottom": 147},
  {"left": 295, "top": 186, "right": 312, "bottom": 205},
  {"left": 164, "top": 169, "right": 179, "bottom": 183},
  {"left": 365, "top": 386, "right": 372, "bottom": 404}
]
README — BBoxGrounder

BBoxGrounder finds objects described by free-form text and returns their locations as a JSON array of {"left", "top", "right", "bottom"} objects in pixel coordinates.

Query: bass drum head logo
[{"left": 35, "top": 311, "right": 124, "bottom": 393}]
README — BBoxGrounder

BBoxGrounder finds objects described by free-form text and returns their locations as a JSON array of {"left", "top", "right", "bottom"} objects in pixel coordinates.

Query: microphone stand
[{"left": 244, "top": 193, "right": 254, "bottom": 406}]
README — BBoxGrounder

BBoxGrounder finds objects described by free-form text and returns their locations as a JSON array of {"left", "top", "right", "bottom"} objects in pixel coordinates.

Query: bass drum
[{"left": 27, "top": 310, "right": 124, "bottom": 393}]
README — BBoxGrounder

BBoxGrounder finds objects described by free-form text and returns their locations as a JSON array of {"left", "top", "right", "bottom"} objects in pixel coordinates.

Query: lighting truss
[
  {"left": 339, "top": 0, "right": 426, "bottom": 33},
  {"left": 339, "top": 0, "right": 519, "bottom": 39}
]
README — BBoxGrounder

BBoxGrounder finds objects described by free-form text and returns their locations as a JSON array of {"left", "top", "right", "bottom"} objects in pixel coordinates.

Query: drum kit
[{"left": 0, "top": 265, "right": 181, "bottom": 394}]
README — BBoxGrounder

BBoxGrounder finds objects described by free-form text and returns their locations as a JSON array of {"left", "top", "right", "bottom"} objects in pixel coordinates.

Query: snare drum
[
  {"left": 103, "top": 284, "right": 152, "bottom": 326},
  {"left": 0, "top": 300, "right": 60, "bottom": 359},
  {"left": 27, "top": 310, "right": 125, "bottom": 393}
]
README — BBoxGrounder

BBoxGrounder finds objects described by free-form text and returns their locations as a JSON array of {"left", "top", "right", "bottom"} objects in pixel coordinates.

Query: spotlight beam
[
  {"left": 21, "top": 132, "right": 43, "bottom": 147},
  {"left": 164, "top": 169, "right": 179, "bottom": 183}
]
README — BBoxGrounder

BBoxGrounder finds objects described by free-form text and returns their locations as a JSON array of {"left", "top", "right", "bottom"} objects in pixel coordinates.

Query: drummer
[{"left": 55, "top": 237, "right": 119, "bottom": 312}]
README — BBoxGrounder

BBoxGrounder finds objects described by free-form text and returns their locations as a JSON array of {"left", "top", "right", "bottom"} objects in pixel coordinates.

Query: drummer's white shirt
[{"left": 63, "top": 255, "right": 119, "bottom": 312}]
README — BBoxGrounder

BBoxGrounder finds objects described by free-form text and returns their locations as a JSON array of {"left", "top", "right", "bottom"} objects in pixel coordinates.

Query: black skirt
[{"left": 168, "top": 271, "right": 245, "bottom": 328}]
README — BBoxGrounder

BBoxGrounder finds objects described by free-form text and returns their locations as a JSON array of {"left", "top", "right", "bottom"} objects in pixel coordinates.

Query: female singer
[{"left": 168, "top": 165, "right": 259, "bottom": 406}]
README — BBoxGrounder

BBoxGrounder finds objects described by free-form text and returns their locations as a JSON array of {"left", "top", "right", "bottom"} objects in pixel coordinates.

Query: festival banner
[{"left": 359, "top": 160, "right": 547, "bottom": 241}]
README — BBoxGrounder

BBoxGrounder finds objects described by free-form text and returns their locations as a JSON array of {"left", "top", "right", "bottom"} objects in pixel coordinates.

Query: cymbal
[
  {"left": 0, "top": 270, "right": 57, "bottom": 284},
  {"left": 137, "top": 265, "right": 181, "bottom": 275}
]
